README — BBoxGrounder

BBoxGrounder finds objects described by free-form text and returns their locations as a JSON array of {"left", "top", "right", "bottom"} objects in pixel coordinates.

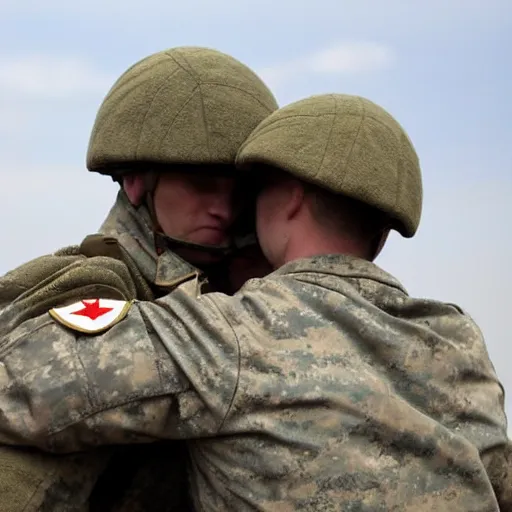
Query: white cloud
[
  {"left": 0, "top": 56, "right": 115, "bottom": 99},
  {"left": 309, "top": 43, "right": 394, "bottom": 73},
  {"left": 258, "top": 42, "right": 395, "bottom": 90}
]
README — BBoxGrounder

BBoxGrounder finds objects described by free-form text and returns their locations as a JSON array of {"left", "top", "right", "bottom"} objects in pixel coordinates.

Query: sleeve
[{"left": 0, "top": 288, "right": 240, "bottom": 453}]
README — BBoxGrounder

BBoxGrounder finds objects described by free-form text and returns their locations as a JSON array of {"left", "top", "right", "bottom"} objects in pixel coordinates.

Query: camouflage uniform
[
  {"left": 0, "top": 192, "right": 197, "bottom": 512},
  {"left": 0, "top": 94, "right": 509, "bottom": 511},
  {"left": 0, "top": 254, "right": 508, "bottom": 511},
  {"left": 0, "top": 46, "right": 277, "bottom": 511}
]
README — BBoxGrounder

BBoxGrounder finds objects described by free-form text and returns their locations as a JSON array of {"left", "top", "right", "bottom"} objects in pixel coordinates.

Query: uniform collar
[
  {"left": 98, "top": 190, "right": 199, "bottom": 288},
  {"left": 272, "top": 254, "right": 407, "bottom": 294}
]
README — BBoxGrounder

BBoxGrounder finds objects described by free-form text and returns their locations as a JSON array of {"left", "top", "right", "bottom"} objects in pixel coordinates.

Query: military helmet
[
  {"left": 87, "top": 46, "right": 278, "bottom": 178},
  {"left": 236, "top": 93, "right": 423, "bottom": 238}
]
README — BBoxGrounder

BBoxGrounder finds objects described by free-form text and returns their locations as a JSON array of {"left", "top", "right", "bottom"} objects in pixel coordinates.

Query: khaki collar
[
  {"left": 98, "top": 190, "right": 200, "bottom": 290},
  {"left": 273, "top": 254, "right": 407, "bottom": 294}
]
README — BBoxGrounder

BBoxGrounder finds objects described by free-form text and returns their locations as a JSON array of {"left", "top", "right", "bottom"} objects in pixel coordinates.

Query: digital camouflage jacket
[{"left": 0, "top": 252, "right": 509, "bottom": 511}]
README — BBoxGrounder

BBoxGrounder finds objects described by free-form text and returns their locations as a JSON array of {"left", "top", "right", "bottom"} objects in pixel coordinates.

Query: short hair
[
  {"left": 305, "top": 182, "right": 389, "bottom": 242},
  {"left": 249, "top": 162, "right": 389, "bottom": 249}
]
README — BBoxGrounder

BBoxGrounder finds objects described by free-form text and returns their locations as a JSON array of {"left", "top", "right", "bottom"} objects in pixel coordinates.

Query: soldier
[
  {"left": 0, "top": 46, "right": 277, "bottom": 511},
  {"left": 0, "top": 93, "right": 510, "bottom": 511}
]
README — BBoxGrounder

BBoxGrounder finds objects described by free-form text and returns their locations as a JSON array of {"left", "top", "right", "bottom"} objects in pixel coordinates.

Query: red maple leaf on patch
[{"left": 71, "top": 300, "right": 113, "bottom": 320}]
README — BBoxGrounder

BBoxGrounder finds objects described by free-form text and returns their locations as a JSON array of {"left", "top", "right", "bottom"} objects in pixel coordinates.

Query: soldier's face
[{"left": 154, "top": 172, "right": 237, "bottom": 250}]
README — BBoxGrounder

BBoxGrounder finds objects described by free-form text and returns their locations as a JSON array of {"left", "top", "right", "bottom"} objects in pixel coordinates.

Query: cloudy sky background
[{"left": 0, "top": 1, "right": 511, "bottom": 430}]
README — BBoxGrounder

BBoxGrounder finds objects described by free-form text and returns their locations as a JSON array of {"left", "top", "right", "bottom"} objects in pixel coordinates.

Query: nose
[{"left": 207, "top": 179, "right": 236, "bottom": 225}]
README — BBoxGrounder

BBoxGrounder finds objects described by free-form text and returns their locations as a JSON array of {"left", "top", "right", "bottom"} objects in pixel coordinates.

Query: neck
[{"left": 278, "top": 227, "right": 371, "bottom": 267}]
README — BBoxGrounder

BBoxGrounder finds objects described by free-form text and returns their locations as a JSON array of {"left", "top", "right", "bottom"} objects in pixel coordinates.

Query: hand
[
  {"left": 0, "top": 252, "right": 84, "bottom": 305},
  {"left": 11, "top": 255, "right": 138, "bottom": 321}
]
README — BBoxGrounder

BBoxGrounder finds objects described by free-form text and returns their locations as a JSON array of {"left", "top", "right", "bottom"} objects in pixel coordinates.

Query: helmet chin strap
[
  {"left": 154, "top": 231, "right": 233, "bottom": 257},
  {"left": 141, "top": 171, "right": 256, "bottom": 259}
]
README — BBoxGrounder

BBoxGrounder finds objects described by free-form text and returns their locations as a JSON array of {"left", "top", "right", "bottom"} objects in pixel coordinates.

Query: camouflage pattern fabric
[
  {"left": 0, "top": 238, "right": 118, "bottom": 512},
  {"left": 0, "top": 190, "right": 198, "bottom": 511},
  {"left": 88, "top": 191, "right": 198, "bottom": 512},
  {"left": 0, "top": 253, "right": 507, "bottom": 511}
]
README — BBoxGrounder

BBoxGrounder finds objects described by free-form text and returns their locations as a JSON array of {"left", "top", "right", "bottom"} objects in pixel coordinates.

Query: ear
[
  {"left": 283, "top": 179, "right": 305, "bottom": 221},
  {"left": 122, "top": 174, "right": 146, "bottom": 206}
]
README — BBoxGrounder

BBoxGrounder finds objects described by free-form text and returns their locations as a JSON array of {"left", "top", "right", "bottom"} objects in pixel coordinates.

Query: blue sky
[{"left": 0, "top": 0, "right": 511, "bottom": 430}]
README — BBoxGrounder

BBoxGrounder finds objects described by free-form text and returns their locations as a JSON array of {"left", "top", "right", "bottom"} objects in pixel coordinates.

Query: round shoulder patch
[{"left": 49, "top": 299, "right": 132, "bottom": 334}]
